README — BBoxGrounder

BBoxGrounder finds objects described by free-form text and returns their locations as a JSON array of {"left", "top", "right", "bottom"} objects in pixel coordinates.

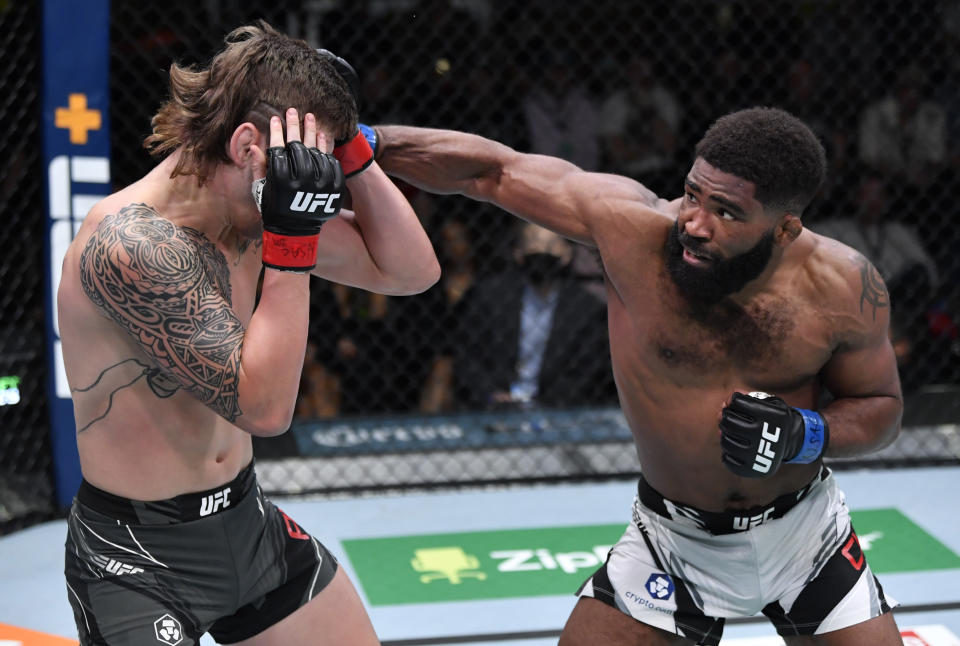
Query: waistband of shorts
[
  {"left": 637, "top": 467, "right": 830, "bottom": 535},
  {"left": 76, "top": 460, "right": 257, "bottom": 525}
]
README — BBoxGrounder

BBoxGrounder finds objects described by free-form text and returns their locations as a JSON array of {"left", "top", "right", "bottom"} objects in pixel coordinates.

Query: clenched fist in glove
[
  {"left": 258, "top": 138, "right": 345, "bottom": 273},
  {"left": 317, "top": 48, "right": 376, "bottom": 177},
  {"left": 719, "top": 391, "right": 829, "bottom": 478}
]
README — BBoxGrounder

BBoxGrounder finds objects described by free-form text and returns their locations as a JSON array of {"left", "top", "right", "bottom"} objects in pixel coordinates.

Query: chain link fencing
[
  {"left": 2, "top": 1, "right": 959, "bottom": 530},
  {"left": 0, "top": 1, "right": 54, "bottom": 533}
]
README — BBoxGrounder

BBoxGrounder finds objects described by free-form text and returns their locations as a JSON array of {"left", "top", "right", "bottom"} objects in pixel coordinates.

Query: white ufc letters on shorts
[{"left": 199, "top": 487, "right": 231, "bottom": 517}]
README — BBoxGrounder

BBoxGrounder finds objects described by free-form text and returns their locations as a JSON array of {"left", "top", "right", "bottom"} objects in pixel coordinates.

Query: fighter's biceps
[
  {"left": 822, "top": 340, "right": 899, "bottom": 400},
  {"left": 145, "top": 308, "right": 245, "bottom": 420}
]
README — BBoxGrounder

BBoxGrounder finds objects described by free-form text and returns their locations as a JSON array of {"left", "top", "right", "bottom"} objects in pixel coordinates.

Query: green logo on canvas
[
  {"left": 343, "top": 508, "right": 960, "bottom": 606},
  {"left": 343, "top": 524, "right": 623, "bottom": 605},
  {"left": 849, "top": 508, "right": 960, "bottom": 573},
  {"left": 411, "top": 547, "right": 487, "bottom": 584}
]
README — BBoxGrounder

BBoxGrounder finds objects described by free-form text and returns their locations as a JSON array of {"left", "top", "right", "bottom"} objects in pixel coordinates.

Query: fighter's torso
[
  {"left": 598, "top": 205, "right": 836, "bottom": 511},
  {"left": 58, "top": 188, "right": 263, "bottom": 500}
]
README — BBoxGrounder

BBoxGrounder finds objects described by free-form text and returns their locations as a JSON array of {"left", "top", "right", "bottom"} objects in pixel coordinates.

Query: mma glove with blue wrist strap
[{"left": 719, "top": 391, "right": 830, "bottom": 479}]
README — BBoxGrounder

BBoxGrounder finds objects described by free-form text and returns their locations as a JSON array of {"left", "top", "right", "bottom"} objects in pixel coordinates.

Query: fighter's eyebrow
[
  {"left": 708, "top": 194, "right": 746, "bottom": 217},
  {"left": 685, "top": 178, "right": 746, "bottom": 217}
]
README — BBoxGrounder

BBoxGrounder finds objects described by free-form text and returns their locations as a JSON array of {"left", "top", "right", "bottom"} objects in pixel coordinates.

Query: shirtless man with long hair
[{"left": 59, "top": 22, "right": 438, "bottom": 645}]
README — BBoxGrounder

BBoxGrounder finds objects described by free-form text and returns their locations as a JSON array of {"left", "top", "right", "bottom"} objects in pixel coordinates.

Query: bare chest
[{"left": 617, "top": 275, "right": 828, "bottom": 390}]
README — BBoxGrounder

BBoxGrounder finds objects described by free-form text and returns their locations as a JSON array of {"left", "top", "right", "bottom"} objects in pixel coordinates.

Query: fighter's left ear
[
  {"left": 776, "top": 213, "right": 803, "bottom": 245},
  {"left": 228, "top": 122, "right": 262, "bottom": 168}
]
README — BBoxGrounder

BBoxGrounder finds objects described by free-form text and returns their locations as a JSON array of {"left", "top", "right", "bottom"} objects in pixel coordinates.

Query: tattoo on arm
[
  {"left": 71, "top": 358, "right": 179, "bottom": 432},
  {"left": 79, "top": 204, "right": 244, "bottom": 422},
  {"left": 858, "top": 257, "right": 889, "bottom": 321}
]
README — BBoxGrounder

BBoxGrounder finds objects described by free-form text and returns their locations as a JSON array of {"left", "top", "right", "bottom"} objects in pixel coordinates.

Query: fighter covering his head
[{"left": 59, "top": 21, "right": 438, "bottom": 645}]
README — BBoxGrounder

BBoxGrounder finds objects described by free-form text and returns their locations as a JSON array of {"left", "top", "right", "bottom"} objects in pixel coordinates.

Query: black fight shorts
[{"left": 64, "top": 462, "right": 338, "bottom": 645}]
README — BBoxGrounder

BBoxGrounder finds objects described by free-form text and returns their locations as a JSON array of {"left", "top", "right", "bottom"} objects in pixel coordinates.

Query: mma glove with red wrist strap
[
  {"left": 316, "top": 48, "right": 378, "bottom": 177},
  {"left": 257, "top": 140, "right": 345, "bottom": 273},
  {"left": 333, "top": 124, "right": 378, "bottom": 177},
  {"left": 719, "top": 391, "right": 830, "bottom": 479}
]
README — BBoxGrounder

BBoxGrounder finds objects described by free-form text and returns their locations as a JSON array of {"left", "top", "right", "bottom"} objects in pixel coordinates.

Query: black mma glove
[
  {"left": 257, "top": 140, "right": 345, "bottom": 273},
  {"left": 317, "top": 48, "right": 361, "bottom": 112},
  {"left": 316, "top": 48, "right": 376, "bottom": 177},
  {"left": 719, "top": 391, "right": 829, "bottom": 479},
  {"left": 334, "top": 124, "right": 378, "bottom": 178}
]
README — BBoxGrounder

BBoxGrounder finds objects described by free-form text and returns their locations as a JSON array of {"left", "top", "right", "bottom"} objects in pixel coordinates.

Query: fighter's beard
[{"left": 664, "top": 221, "right": 775, "bottom": 308}]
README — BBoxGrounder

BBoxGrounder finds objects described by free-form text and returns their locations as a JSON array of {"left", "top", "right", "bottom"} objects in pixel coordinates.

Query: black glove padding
[
  {"left": 260, "top": 141, "right": 344, "bottom": 235},
  {"left": 316, "top": 49, "right": 374, "bottom": 176},
  {"left": 317, "top": 48, "right": 361, "bottom": 119},
  {"left": 719, "top": 392, "right": 823, "bottom": 478},
  {"left": 259, "top": 141, "right": 345, "bottom": 272}
]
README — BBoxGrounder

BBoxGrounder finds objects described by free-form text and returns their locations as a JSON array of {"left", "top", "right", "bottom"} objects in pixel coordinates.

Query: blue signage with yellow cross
[{"left": 42, "top": 0, "right": 111, "bottom": 506}]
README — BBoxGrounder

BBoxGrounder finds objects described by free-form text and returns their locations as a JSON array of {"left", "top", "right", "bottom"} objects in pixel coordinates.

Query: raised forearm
[
  {"left": 237, "top": 271, "right": 311, "bottom": 434},
  {"left": 821, "top": 394, "right": 902, "bottom": 457},
  {"left": 375, "top": 125, "right": 510, "bottom": 198},
  {"left": 346, "top": 163, "right": 439, "bottom": 294}
]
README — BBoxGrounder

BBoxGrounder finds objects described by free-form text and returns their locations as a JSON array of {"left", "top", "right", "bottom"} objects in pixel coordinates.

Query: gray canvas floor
[{"left": 1, "top": 466, "right": 959, "bottom": 645}]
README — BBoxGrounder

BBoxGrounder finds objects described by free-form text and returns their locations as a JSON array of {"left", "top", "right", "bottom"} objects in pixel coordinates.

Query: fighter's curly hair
[
  {"left": 144, "top": 20, "right": 356, "bottom": 185},
  {"left": 694, "top": 107, "right": 826, "bottom": 216}
]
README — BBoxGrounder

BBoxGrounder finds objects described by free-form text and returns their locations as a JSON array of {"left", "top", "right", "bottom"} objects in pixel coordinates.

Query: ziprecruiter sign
[{"left": 342, "top": 508, "right": 960, "bottom": 606}]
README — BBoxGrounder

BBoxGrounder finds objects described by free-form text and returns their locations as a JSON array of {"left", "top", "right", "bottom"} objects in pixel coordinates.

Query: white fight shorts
[{"left": 577, "top": 468, "right": 896, "bottom": 645}]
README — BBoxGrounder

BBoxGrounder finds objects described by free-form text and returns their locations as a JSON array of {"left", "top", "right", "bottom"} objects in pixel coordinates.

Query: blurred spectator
[
  {"left": 325, "top": 282, "right": 447, "bottom": 415},
  {"left": 418, "top": 216, "right": 480, "bottom": 412},
  {"left": 521, "top": 48, "right": 600, "bottom": 170},
  {"left": 296, "top": 280, "right": 345, "bottom": 419},
  {"left": 813, "top": 170, "right": 937, "bottom": 319},
  {"left": 812, "top": 170, "right": 940, "bottom": 391},
  {"left": 425, "top": 222, "right": 615, "bottom": 412},
  {"left": 434, "top": 216, "right": 479, "bottom": 309},
  {"left": 597, "top": 53, "right": 682, "bottom": 193},
  {"left": 857, "top": 63, "right": 947, "bottom": 188}
]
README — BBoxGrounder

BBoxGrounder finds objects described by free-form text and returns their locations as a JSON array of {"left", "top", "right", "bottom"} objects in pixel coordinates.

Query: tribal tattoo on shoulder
[
  {"left": 857, "top": 255, "right": 889, "bottom": 321},
  {"left": 78, "top": 204, "right": 244, "bottom": 425}
]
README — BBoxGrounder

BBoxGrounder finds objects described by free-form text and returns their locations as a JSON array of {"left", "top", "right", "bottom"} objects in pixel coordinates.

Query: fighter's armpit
[
  {"left": 855, "top": 255, "right": 890, "bottom": 322},
  {"left": 79, "top": 204, "right": 244, "bottom": 422}
]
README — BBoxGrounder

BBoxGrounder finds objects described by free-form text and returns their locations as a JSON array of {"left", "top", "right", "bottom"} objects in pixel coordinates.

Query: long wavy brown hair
[{"left": 144, "top": 20, "right": 356, "bottom": 185}]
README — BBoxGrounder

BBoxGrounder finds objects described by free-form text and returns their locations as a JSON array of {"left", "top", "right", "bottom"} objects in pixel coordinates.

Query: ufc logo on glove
[
  {"left": 289, "top": 191, "right": 341, "bottom": 214},
  {"left": 752, "top": 422, "right": 781, "bottom": 474},
  {"left": 720, "top": 391, "right": 830, "bottom": 478}
]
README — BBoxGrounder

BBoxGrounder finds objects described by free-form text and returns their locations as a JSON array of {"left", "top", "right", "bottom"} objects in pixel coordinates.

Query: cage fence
[{"left": 2, "top": 1, "right": 959, "bottom": 531}]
